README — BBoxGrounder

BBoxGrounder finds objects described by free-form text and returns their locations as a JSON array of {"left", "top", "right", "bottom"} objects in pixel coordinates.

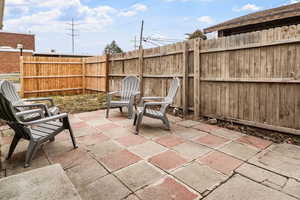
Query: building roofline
[
  {"left": 204, "top": 3, "right": 300, "bottom": 33},
  {"left": 0, "top": 30, "right": 35, "bottom": 36}
]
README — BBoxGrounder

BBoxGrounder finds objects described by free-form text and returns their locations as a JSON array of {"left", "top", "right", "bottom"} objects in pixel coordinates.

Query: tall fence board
[{"left": 20, "top": 24, "right": 300, "bottom": 135}]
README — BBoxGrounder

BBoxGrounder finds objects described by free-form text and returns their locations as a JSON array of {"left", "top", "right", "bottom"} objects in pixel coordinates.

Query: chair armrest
[
  {"left": 23, "top": 113, "right": 68, "bottom": 126},
  {"left": 14, "top": 103, "right": 51, "bottom": 116},
  {"left": 132, "top": 92, "right": 140, "bottom": 96},
  {"left": 144, "top": 101, "right": 167, "bottom": 106},
  {"left": 142, "top": 97, "right": 165, "bottom": 101},
  {"left": 15, "top": 109, "right": 44, "bottom": 118},
  {"left": 108, "top": 91, "right": 120, "bottom": 96},
  {"left": 23, "top": 97, "right": 54, "bottom": 107}
]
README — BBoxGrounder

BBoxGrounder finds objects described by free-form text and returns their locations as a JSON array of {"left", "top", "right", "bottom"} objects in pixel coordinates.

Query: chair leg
[
  {"left": 68, "top": 127, "right": 78, "bottom": 149},
  {"left": 133, "top": 113, "right": 138, "bottom": 126},
  {"left": 162, "top": 116, "right": 170, "bottom": 130},
  {"left": 63, "top": 117, "right": 78, "bottom": 149},
  {"left": 24, "top": 141, "right": 39, "bottom": 168},
  {"left": 6, "top": 135, "right": 21, "bottom": 160},
  {"left": 106, "top": 105, "right": 110, "bottom": 118},
  {"left": 135, "top": 113, "right": 143, "bottom": 134},
  {"left": 119, "top": 107, "right": 123, "bottom": 113},
  {"left": 128, "top": 105, "right": 133, "bottom": 119}
]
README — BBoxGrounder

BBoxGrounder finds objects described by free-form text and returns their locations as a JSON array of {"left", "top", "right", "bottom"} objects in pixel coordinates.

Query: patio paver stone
[
  {"left": 66, "top": 158, "right": 108, "bottom": 190},
  {"left": 128, "top": 141, "right": 168, "bottom": 159},
  {"left": 149, "top": 150, "right": 188, "bottom": 171},
  {"left": 136, "top": 176, "right": 200, "bottom": 200},
  {"left": 48, "top": 148, "right": 89, "bottom": 169},
  {"left": 81, "top": 174, "right": 131, "bottom": 200},
  {"left": 99, "top": 149, "right": 141, "bottom": 172},
  {"left": 210, "top": 128, "right": 243, "bottom": 140},
  {"left": 77, "top": 133, "right": 110, "bottom": 146},
  {"left": 116, "top": 135, "right": 148, "bottom": 147},
  {"left": 283, "top": 179, "right": 300, "bottom": 199},
  {"left": 172, "top": 125, "right": 208, "bottom": 140},
  {"left": 195, "top": 134, "right": 229, "bottom": 148},
  {"left": 193, "top": 123, "right": 221, "bottom": 133},
  {"left": 198, "top": 151, "right": 243, "bottom": 175},
  {"left": 219, "top": 142, "right": 259, "bottom": 161},
  {"left": 203, "top": 174, "right": 297, "bottom": 200},
  {"left": 176, "top": 120, "right": 201, "bottom": 128},
  {"left": 172, "top": 141, "right": 212, "bottom": 160},
  {"left": 88, "top": 140, "right": 123, "bottom": 158},
  {"left": 102, "top": 127, "right": 132, "bottom": 139},
  {"left": 236, "top": 135, "right": 272, "bottom": 149},
  {"left": 248, "top": 143, "right": 300, "bottom": 181},
  {"left": 155, "top": 135, "right": 186, "bottom": 148},
  {"left": 86, "top": 119, "right": 111, "bottom": 127},
  {"left": 114, "top": 161, "right": 165, "bottom": 191},
  {"left": 235, "top": 163, "right": 288, "bottom": 190},
  {"left": 172, "top": 162, "right": 227, "bottom": 193},
  {"left": 95, "top": 123, "right": 120, "bottom": 132}
]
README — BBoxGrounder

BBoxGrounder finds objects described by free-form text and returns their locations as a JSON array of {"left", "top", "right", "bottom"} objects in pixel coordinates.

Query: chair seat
[
  {"left": 137, "top": 107, "right": 163, "bottom": 117},
  {"left": 110, "top": 100, "right": 130, "bottom": 106},
  {"left": 30, "top": 121, "right": 63, "bottom": 141}
]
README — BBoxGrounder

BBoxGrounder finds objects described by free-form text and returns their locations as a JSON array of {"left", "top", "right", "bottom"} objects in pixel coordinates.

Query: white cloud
[
  {"left": 4, "top": 0, "right": 120, "bottom": 33},
  {"left": 132, "top": 3, "right": 147, "bottom": 11},
  {"left": 119, "top": 3, "right": 147, "bottom": 17},
  {"left": 163, "top": 0, "right": 213, "bottom": 2},
  {"left": 197, "top": 16, "right": 214, "bottom": 24},
  {"left": 287, "top": 0, "right": 299, "bottom": 4},
  {"left": 233, "top": 3, "right": 261, "bottom": 12}
]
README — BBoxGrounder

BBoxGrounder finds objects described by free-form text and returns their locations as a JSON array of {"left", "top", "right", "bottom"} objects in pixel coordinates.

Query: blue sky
[{"left": 3, "top": 0, "right": 298, "bottom": 54}]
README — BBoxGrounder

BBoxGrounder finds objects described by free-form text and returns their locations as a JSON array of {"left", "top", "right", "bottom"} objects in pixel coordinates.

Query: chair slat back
[
  {"left": 160, "top": 77, "right": 180, "bottom": 113},
  {"left": 0, "top": 80, "right": 21, "bottom": 103},
  {"left": 0, "top": 93, "right": 18, "bottom": 123},
  {"left": 120, "top": 76, "right": 140, "bottom": 101},
  {"left": 0, "top": 82, "right": 31, "bottom": 139}
]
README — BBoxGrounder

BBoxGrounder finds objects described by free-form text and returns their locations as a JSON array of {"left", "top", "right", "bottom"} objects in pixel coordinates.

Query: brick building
[{"left": 0, "top": 32, "right": 35, "bottom": 74}]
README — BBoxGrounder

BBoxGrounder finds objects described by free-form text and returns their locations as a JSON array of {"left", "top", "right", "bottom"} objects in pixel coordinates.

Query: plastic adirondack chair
[
  {"left": 0, "top": 80, "right": 59, "bottom": 121},
  {"left": 106, "top": 76, "right": 140, "bottom": 119},
  {"left": 133, "top": 77, "right": 180, "bottom": 134},
  {"left": 0, "top": 93, "right": 77, "bottom": 168}
]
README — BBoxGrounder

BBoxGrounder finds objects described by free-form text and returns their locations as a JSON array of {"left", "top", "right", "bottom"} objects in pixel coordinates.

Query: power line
[{"left": 66, "top": 18, "right": 80, "bottom": 54}]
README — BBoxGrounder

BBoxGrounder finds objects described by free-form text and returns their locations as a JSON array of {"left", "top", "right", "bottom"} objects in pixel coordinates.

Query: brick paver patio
[{"left": 1, "top": 109, "right": 300, "bottom": 200}]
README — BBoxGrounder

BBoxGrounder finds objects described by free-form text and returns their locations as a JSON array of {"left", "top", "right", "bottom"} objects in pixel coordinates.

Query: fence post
[
  {"left": 194, "top": 38, "right": 201, "bottom": 119},
  {"left": 182, "top": 42, "right": 189, "bottom": 117},
  {"left": 105, "top": 54, "right": 110, "bottom": 92},
  {"left": 82, "top": 58, "right": 86, "bottom": 94},
  {"left": 20, "top": 56, "right": 24, "bottom": 97},
  {"left": 138, "top": 48, "right": 144, "bottom": 96}
]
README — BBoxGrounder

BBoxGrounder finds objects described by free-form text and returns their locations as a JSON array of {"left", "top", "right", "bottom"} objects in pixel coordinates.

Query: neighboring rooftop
[
  {"left": 33, "top": 52, "right": 94, "bottom": 58},
  {"left": 204, "top": 2, "right": 300, "bottom": 36},
  {"left": 0, "top": 31, "right": 35, "bottom": 50}
]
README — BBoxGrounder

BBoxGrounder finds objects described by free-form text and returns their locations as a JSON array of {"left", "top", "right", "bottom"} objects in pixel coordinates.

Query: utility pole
[
  {"left": 66, "top": 18, "right": 79, "bottom": 54},
  {"left": 139, "top": 20, "right": 144, "bottom": 50},
  {"left": 134, "top": 36, "right": 137, "bottom": 50}
]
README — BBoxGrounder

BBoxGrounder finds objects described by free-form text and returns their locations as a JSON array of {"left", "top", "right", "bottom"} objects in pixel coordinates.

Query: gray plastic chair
[
  {"left": 0, "top": 93, "right": 77, "bottom": 168},
  {"left": 106, "top": 76, "right": 140, "bottom": 119},
  {"left": 0, "top": 80, "right": 59, "bottom": 121},
  {"left": 133, "top": 77, "right": 180, "bottom": 134}
]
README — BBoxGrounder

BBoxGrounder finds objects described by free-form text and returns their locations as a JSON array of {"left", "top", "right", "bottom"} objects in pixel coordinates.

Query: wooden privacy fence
[
  {"left": 21, "top": 55, "right": 109, "bottom": 97},
  {"left": 21, "top": 24, "right": 300, "bottom": 135}
]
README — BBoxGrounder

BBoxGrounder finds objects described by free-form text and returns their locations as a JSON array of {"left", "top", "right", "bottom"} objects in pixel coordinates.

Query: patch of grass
[
  {"left": 0, "top": 75, "right": 20, "bottom": 83},
  {"left": 52, "top": 93, "right": 107, "bottom": 114}
]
